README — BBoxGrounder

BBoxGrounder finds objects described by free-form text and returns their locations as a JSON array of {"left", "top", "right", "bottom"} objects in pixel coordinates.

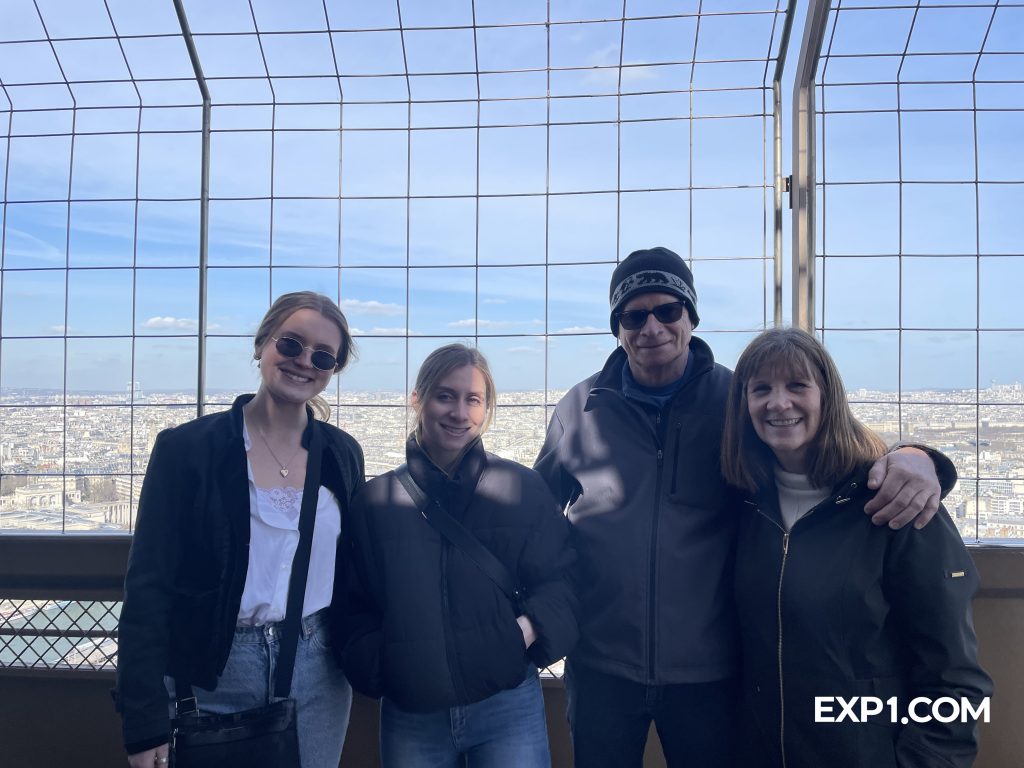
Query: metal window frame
[
  {"left": 795, "top": 0, "right": 1024, "bottom": 543},
  {"left": 171, "top": 0, "right": 211, "bottom": 418},
  {"left": 791, "top": 0, "right": 831, "bottom": 331}
]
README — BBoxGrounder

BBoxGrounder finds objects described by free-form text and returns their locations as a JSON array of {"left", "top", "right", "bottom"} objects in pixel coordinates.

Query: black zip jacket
[
  {"left": 535, "top": 339, "right": 741, "bottom": 685},
  {"left": 115, "top": 394, "right": 365, "bottom": 754},
  {"left": 335, "top": 436, "right": 578, "bottom": 713},
  {"left": 734, "top": 469, "right": 993, "bottom": 768}
]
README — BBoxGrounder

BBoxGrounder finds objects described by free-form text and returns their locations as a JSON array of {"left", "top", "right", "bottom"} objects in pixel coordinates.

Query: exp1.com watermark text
[{"left": 814, "top": 696, "right": 990, "bottom": 725}]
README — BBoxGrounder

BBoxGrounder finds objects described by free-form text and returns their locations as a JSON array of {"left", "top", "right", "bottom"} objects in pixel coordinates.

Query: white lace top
[{"left": 236, "top": 420, "right": 342, "bottom": 625}]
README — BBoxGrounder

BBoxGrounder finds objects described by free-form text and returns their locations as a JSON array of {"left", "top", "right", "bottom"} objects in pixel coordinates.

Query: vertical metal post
[
  {"left": 771, "top": 0, "right": 797, "bottom": 327},
  {"left": 172, "top": 0, "right": 211, "bottom": 417},
  {"left": 773, "top": 79, "right": 784, "bottom": 327},
  {"left": 791, "top": 0, "right": 831, "bottom": 331}
]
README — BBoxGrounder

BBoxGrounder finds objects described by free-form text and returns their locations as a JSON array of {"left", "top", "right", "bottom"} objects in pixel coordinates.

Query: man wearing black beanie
[{"left": 534, "top": 246, "right": 950, "bottom": 767}]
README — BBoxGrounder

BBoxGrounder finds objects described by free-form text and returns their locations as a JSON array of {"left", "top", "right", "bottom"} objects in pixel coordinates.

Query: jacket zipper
[
  {"left": 645, "top": 373, "right": 706, "bottom": 680},
  {"left": 753, "top": 481, "right": 858, "bottom": 768},
  {"left": 777, "top": 530, "right": 790, "bottom": 768},
  {"left": 755, "top": 507, "right": 790, "bottom": 768},
  {"left": 440, "top": 542, "right": 466, "bottom": 702},
  {"left": 595, "top": 370, "right": 706, "bottom": 685},
  {"left": 668, "top": 423, "right": 682, "bottom": 495},
  {"left": 594, "top": 385, "right": 668, "bottom": 684},
  {"left": 757, "top": 487, "right": 853, "bottom": 768}
]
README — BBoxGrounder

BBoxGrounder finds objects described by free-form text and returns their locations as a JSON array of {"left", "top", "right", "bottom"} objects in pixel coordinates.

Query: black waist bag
[{"left": 171, "top": 699, "right": 297, "bottom": 768}]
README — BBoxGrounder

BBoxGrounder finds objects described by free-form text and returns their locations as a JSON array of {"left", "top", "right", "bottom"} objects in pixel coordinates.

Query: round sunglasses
[
  {"left": 271, "top": 336, "right": 338, "bottom": 371},
  {"left": 615, "top": 301, "right": 686, "bottom": 331}
]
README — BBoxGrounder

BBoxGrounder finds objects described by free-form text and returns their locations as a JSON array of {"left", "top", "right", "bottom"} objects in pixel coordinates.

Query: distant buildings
[
  {"left": 0, "top": 477, "right": 81, "bottom": 510},
  {"left": 1, "top": 385, "right": 1022, "bottom": 540}
]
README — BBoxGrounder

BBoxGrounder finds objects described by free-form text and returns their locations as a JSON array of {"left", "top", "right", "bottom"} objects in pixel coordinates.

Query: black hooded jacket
[{"left": 335, "top": 436, "right": 578, "bottom": 713}]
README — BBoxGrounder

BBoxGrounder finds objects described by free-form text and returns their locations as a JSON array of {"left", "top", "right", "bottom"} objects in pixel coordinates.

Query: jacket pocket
[{"left": 667, "top": 415, "right": 727, "bottom": 508}]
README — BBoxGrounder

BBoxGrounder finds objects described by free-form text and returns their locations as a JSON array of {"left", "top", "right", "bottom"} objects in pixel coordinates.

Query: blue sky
[{"left": 0, "top": 0, "right": 1021, "bottom": 397}]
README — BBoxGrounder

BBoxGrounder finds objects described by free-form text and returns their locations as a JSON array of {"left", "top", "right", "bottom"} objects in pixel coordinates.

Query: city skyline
[{"left": 3, "top": 379, "right": 1023, "bottom": 540}]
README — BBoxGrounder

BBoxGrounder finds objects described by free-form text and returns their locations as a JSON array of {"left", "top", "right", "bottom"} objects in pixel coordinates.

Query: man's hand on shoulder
[{"left": 864, "top": 448, "right": 940, "bottom": 530}]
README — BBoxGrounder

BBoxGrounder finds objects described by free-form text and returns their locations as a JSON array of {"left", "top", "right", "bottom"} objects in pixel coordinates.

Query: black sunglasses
[
  {"left": 272, "top": 336, "right": 338, "bottom": 371},
  {"left": 616, "top": 301, "right": 686, "bottom": 331}
]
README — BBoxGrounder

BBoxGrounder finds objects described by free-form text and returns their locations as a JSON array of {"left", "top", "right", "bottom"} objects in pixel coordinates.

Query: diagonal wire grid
[{"left": 0, "top": 598, "right": 120, "bottom": 670}]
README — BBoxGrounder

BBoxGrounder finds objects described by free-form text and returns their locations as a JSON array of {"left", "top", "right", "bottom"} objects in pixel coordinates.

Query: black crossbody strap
[
  {"left": 394, "top": 463, "right": 428, "bottom": 511},
  {"left": 394, "top": 463, "right": 523, "bottom": 606},
  {"left": 272, "top": 421, "right": 323, "bottom": 698}
]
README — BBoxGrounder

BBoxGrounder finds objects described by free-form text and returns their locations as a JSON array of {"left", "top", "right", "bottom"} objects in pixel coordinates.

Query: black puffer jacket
[
  {"left": 335, "top": 436, "right": 578, "bottom": 713},
  {"left": 735, "top": 469, "right": 992, "bottom": 768}
]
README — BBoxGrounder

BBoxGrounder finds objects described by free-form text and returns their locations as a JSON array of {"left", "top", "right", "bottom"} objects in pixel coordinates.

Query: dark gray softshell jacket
[{"left": 535, "top": 338, "right": 740, "bottom": 685}]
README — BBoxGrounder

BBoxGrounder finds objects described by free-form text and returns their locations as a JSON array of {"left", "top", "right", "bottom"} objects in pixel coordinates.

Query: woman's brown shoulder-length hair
[{"left": 721, "top": 327, "right": 886, "bottom": 493}]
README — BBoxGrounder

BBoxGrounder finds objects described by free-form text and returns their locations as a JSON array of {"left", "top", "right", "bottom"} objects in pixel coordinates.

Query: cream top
[{"left": 774, "top": 465, "right": 830, "bottom": 532}]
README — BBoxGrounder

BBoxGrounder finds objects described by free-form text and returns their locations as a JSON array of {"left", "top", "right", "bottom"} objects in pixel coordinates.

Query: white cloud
[
  {"left": 554, "top": 325, "right": 606, "bottom": 334},
  {"left": 619, "top": 65, "right": 658, "bottom": 85},
  {"left": 144, "top": 316, "right": 199, "bottom": 330},
  {"left": 5, "top": 228, "right": 66, "bottom": 265},
  {"left": 448, "top": 318, "right": 543, "bottom": 329},
  {"left": 448, "top": 318, "right": 493, "bottom": 329},
  {"left": 590, "top": 42, "right": 620, "bottom": 66},
  {"left": 370, "top": 327, "right": 410, "bottom": 335},
  {"left": 350, "top": 326, "right": 411, "bottom": 336},
  {"left": 507, "top": 346, "right": 542, "bottom": 355},
  {"left": 340, "top": 299, "right": 404, "bottom": 316}
]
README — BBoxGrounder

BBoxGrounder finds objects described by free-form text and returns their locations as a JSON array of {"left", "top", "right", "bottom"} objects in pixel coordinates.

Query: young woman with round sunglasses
[
  {"left": 117, "top": 291, "right": 365, "bottom": 768},
  {"left": 336, "top": 343, "right": 578, "bottom": 767}
]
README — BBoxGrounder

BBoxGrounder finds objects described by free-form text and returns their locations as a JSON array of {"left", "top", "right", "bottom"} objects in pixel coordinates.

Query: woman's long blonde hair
[
  {"left": 253, "top": 291, "right": 356, "bottom": 421},
  {"left": 721, "top": 327, "right": 886, "bottom": 492}
]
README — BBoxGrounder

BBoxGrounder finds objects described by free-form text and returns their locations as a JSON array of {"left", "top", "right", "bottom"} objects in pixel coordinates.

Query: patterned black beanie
[{"left": 609, "top": 246, "right": 699, "bottom": 335}]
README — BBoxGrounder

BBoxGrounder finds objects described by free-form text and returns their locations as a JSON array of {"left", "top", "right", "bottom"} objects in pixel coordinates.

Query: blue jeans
[
  {"left": 564, "top": 658, "right": 736, "bottom": 768},
  {"left": 380, "top": 668, "right": 550, "bottom": 768},
  {"left": 167, "top": 610, "right": 352, "bottom": 768}
]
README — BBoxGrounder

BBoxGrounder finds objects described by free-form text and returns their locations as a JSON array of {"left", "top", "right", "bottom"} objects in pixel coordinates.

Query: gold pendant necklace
[{"left": 257, "top": 428, "right": 302, "bottom": 478}]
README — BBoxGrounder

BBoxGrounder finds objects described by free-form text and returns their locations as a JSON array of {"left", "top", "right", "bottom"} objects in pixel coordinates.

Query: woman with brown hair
[
  {"left": 721, "top": 327, "right": 991, "bottom": 768},
  {"left": 337, "top": 343, "right": 577, "bottom": 767},
  {"left": 117, "top": 291, "right": 364, "bottom": 768}
]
